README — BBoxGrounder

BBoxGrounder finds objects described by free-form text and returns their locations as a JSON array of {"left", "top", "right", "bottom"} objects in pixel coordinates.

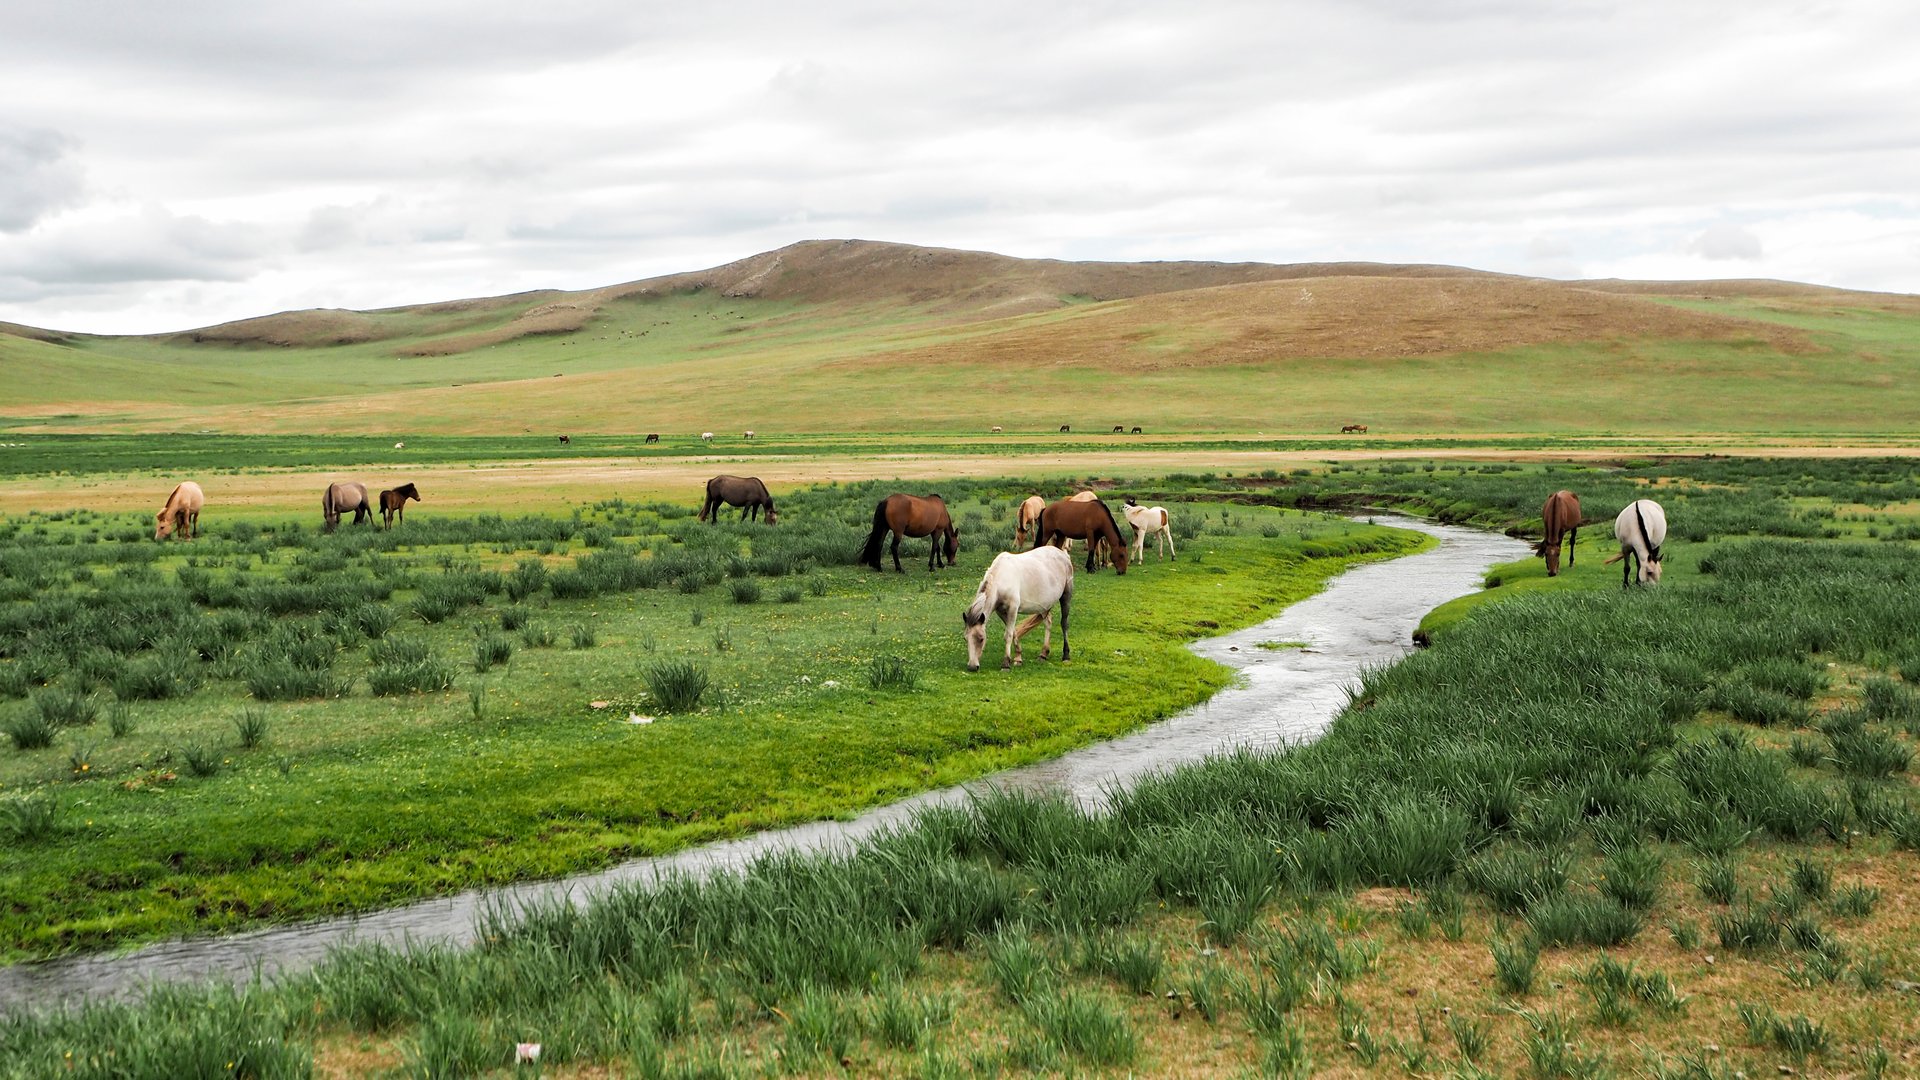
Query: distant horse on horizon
[
  {"left": 323, "top": 481, "right": 373, "bottom": 533},
  {"left": 862, "top": 494, "right": 957, "bottom": 573},
  {"left": 154, "top": 481, "right": 203, "bottom": 541},
  {"left": 1537, "top": 489, "right": 1581, "bottom": 577},
  {"left": 1606, "top": 498, "right": 1667, "bottom": 587},
  {"left": 699, "top": 475, "right": 777, "bottom": 524},
  {"left": 963, "top": 546, "right": 1073, "bottom": 671},
  {"left": 379, "top": 483, "right": 421, "bottom": 529},
  {"left": 1341, "top": 424, "right": 1368, "bottom": 434}
]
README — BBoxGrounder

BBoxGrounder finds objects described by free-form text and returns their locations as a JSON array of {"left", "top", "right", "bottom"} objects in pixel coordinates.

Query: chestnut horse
[
  {"left": 1536, "top": 489, "right": 1580, "bottom": 576},
  {"left": 1032, "top": 497, "right": 1129, "bottom": 574},
  {"left": 861, "top": 494, "right": 957, "bottom": 572},
  {"left": 699, "top": 475, "right": 777, "bottom": 524},
  {"left": 379, "top": 482, "right": 421, "bottom": 529},
  {"left": 154, "top": 481, "right": 204, "bottom": 540}
]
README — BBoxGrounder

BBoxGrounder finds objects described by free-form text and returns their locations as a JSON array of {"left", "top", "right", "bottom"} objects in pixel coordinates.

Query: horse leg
[
  {"left": 1012, "top": 612, "right": 1048, "bottom": 663},
  {"left": 1567, "top": 527, "right": 1576, "bottom": 567},
  {"left": 1622, "top": 550, "right": 1634, "bottom": 589},
  {"left": 1058, "top": 589, "right": 1070, "bottom": 662},
  {"left": 891, "top": 533, "right": 903, "bottom": 573},
  {"left": 1083, "top": 541, "right": 1097, "bottom": 573}
]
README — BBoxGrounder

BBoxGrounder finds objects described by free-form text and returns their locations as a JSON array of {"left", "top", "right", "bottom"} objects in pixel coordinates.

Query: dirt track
[{"left": 7, "top": 442, "right": 1919, "bottom": 516}]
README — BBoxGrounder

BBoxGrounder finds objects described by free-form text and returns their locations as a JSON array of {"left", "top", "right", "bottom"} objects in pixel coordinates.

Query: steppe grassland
[
  {"left": 6, "top": 285, "right": 1920, "bottom": 434},
  {"left": 0, "top": 475, "right": 1418, "bottom": 959},
  {"left": 2, "top": 455, "right": 1917, "bottom": 1078}
]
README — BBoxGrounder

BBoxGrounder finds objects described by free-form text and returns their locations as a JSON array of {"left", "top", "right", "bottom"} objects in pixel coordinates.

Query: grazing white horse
[
  {"left": 1607, "top": 498, "right": 1667, "bottom": 587},
  {"left": 743, "top": 430, "right": 755, "bottom": 440},
  {"left": 1122, "top": 498, "right": 1175, "bottom": 562},
  {"left": 963, "top": 546, "right": 1074, "bottom": 671},
  {"left": 1014, "top": 495, "right": 1046, "bottom": 547},
  {"left": 155, "top": 481, "right": 204, "bottom": 540},
  {"left": 701, "top": 431, "right": 714, "bottom": 443}
]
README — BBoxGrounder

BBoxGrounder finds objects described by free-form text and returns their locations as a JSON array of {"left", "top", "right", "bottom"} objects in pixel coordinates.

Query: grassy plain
[
  {"left": 0, "top": 455, "right": 1917, "bottom": 1079},
  {"left": 0, "top": 479, "right": 1420, "bottom": 959}
]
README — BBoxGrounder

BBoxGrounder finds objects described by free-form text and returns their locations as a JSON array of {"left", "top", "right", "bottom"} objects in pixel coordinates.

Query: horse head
[
  {"left": 1535, "top": 537, "right": 1563, "bottom": 577},
  {"left": 154, "top": 509, "right": 174, "bottom": 541},
  {"left": 764, "top": 503, "right": 778, "bottom": 525},
  {"left": 961, "top": 602, "right": 989, "bottom": 671}
]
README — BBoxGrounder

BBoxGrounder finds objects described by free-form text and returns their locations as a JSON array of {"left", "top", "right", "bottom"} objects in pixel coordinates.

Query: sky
[{"left": 3, "top": 0, "right": 1917, "bottom": 335}]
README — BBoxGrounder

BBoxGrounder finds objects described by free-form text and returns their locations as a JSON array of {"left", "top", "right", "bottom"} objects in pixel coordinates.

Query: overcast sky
[{"left": 3, "top": 0, "right": 1916, "bottom": 335}]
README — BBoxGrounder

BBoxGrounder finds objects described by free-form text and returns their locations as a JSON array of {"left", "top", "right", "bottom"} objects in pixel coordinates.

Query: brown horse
[
  {"left": 1537, "top": 489, "right": 1581, "bottom": 577},
  {"left": 645, "top": 433, "right": 660, "bottom": 443},
  {"left": 700, "top": 475, "right": 777, "bottom": 524},
  {"left": 1032, "top": 497, "right": 1129, "bottom": 574},
  {"left": 154, "top": 481, "right": 203, "bottom": 540},
  {"left": 379, "top": 482, "right": 421, "bottom": 529},
  {"left": 1341, "top": 424, "right": 1368, "bottom": 434},
  {"left": 862, "top": 494, "right": 957, "bottom": 572}
]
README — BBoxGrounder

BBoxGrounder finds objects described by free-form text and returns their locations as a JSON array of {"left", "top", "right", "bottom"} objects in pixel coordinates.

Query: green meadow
[{"left": 0, "top": 455, "right": 1915, "bottom": 1078}]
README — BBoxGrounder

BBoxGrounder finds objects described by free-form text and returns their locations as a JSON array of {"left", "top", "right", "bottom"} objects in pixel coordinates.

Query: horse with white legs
[
  {"left": 1606, "top": 498, "right": 1667, "bottom": 587},
  {"left": 1121, "top": 498, "right": 1175, "bottom": 562},
  {"left": 963, "top": 546, "right": 1074, "bottom": 671}
]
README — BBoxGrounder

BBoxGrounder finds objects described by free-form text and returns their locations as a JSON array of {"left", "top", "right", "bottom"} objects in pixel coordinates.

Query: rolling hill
[{"left": 2, "top": 239, "right": 1916, "bottom": 435}]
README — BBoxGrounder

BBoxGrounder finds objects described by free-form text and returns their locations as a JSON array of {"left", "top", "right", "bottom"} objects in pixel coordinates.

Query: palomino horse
[
  {"left": 1122, "top": 497, "right": 1176, "bottom": 562},
  {"left": 322, "top": 481, "right": 373, "bottom": 533},
  {"left": 379, "top": 483, "right": 421, "bottom": 529},
  {"left": 861, "top": 494, "right": 957, "bottom": 572},
  {"left": 963, "top": 546, "right": 1073, "bottom": 671},
  {"left": 699, "top": 475, "right": 777, "bottom": 524},
  {"left": 154, "top": 481, "right": 203, "bottom": 540},
  {"left": 1606, "top": 499, "right": 1667, "bottom": 587},
  {"left": 1014, "top": 495, "right": 1046, "bottom": 547},
  {"left": 1032, "top": 497, "right": 1129, "bottom": 574},
  {"left": 1537, "top": 490, "right": 1581, "bottom": 577}
]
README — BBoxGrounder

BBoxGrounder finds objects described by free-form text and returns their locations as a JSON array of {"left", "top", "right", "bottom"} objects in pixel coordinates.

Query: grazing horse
[
  {"left": 743, "top": 430, "right": 755, "bottom": 440},
  {"left": 699, "top": 475, "right": 777, "bottom": 524},
  {"left": 645, "top": 433, "right": 660, "bottom": 443},
  {"left": 378, "top": 483, "right": 421, "bottom": 529},
  {"left": 1131, "top": 426, "right": 1142, "bottom": 434},
  {"left": 1606, "top": 498, "right": 1667, "bottom": 587},
  {"left": 963, "top": 546, "right": 1073, "bottom": 671},
  {"left": 1032, "top": 497, "right": 1130, "bottom": 575},
  {"left": 1112, "top": 425, "right": 1124, "bottom": 433},
  {"left": 1014, "top": 495, "right": 1046, "bottom": 547},
  {"left": 1059, "top": 424, "right": 1070, "bottom": 433},
  {"left": 1536, "top": 490, "right": 1581, "bottom": 577},
  {"left": 154, "top": 481, "right": 203, "bottom": 541},
  {"left": 1122, "top": 497, "right": 1176, "bottom": 562},
  {"left": 701, "top": 432, "right": 715, "bottom": 443},
  {"left": 990, "top": 426, "right": 1003, "bottom": 433},
  {"left": 558, "top": 435, "right": 571, "bottom": 444},
  {"left": 1341, "top": 424, "right": 1368, "bottom": 434},
  {"left": 322, "top": 481, "right": 372, "bottom": 533},
  {"left": 861, "top": 494, "right": 957, "bottom": 572}
]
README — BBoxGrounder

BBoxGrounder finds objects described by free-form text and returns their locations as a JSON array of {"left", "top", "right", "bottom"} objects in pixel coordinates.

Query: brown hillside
[{"left": 832, "top": 275, "right": 1815, "bottom": 373}]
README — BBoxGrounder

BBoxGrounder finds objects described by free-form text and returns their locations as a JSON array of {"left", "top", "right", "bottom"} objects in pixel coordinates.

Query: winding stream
[{"left": 0, "top": 516, "right": 1527, "bottom": 1011}]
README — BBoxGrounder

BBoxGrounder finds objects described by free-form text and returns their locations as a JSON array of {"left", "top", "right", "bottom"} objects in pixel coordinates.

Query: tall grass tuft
[
  {"left": 0, "top": 790, "right": 58, "bottom": 842},
  {"left": 3, "top": 708, "right": 58, "bottom": 750},
  {"left": 868, "top": 654, "right": 921, "bottom": 691},
  {"left": 644, "top": 659, "right": 710, "bottom": 713},
  {"left": 232, "top": 709, "right": 268, "bottom": 750}
]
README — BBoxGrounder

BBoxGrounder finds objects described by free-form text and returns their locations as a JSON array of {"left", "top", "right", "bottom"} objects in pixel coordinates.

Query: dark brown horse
[
  {"left": 862, "top": 494, "right": 957, "bottom": 572},
  {"left": 379, "top": 482, "right": 421, "bottom": 529},
  {"left": 699, "top": 475, "right": 777, "bottom": 524},
  {"left": 1537, "top": 489, "right": 1581, "bottom": 576},
  {"left": 1032, "top": 497, "right": 1130, "bottom": 574}
]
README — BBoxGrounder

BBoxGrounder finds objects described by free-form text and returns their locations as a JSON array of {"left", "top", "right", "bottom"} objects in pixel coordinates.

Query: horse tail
[
  {"left": 859, "top": 498, "right": 889, "bottom": 569},
  {"left": 1633, "top": 501, "right": 1662, "bottom": 563}
]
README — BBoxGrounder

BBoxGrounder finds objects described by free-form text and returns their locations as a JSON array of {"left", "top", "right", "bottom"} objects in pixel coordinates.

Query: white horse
[
  {"left": 155, "top": 481, "right": 204, "bottom": 540},
  {"left": 1014, "top": 495, "right": 1046, "bottom": 547},
  {"left": 1122, "top": 498, "right": 1175, "bottom": 562},
  {"left": 701, "top": 431, "right": 714, "bottom": 443},
  {"left": 963, "top": 546, "right": 1074, "bottom": 671},
  {"left": 1606, "top": 498, "right": 1667, "bottom": 587}
]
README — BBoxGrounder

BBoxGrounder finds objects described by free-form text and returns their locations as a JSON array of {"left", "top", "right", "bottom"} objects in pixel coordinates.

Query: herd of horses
[{"left": 149, "top": 472, "right": 1672, "bottom": 671}]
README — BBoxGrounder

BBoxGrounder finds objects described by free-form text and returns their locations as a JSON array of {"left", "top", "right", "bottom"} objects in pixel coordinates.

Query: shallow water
[{"left": 0, "top": 515, "right": 1526, "bottom": 1011}]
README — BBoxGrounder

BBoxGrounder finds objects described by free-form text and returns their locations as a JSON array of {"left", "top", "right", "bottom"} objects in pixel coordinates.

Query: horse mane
[{"left": 1633, "top": 501, "right": 1662, "bottom": 562}]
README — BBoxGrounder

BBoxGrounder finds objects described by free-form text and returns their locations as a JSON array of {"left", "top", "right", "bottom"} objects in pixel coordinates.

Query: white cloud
[{"left": 1, "top": 0, "right": 1917, "bottom": 333}]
